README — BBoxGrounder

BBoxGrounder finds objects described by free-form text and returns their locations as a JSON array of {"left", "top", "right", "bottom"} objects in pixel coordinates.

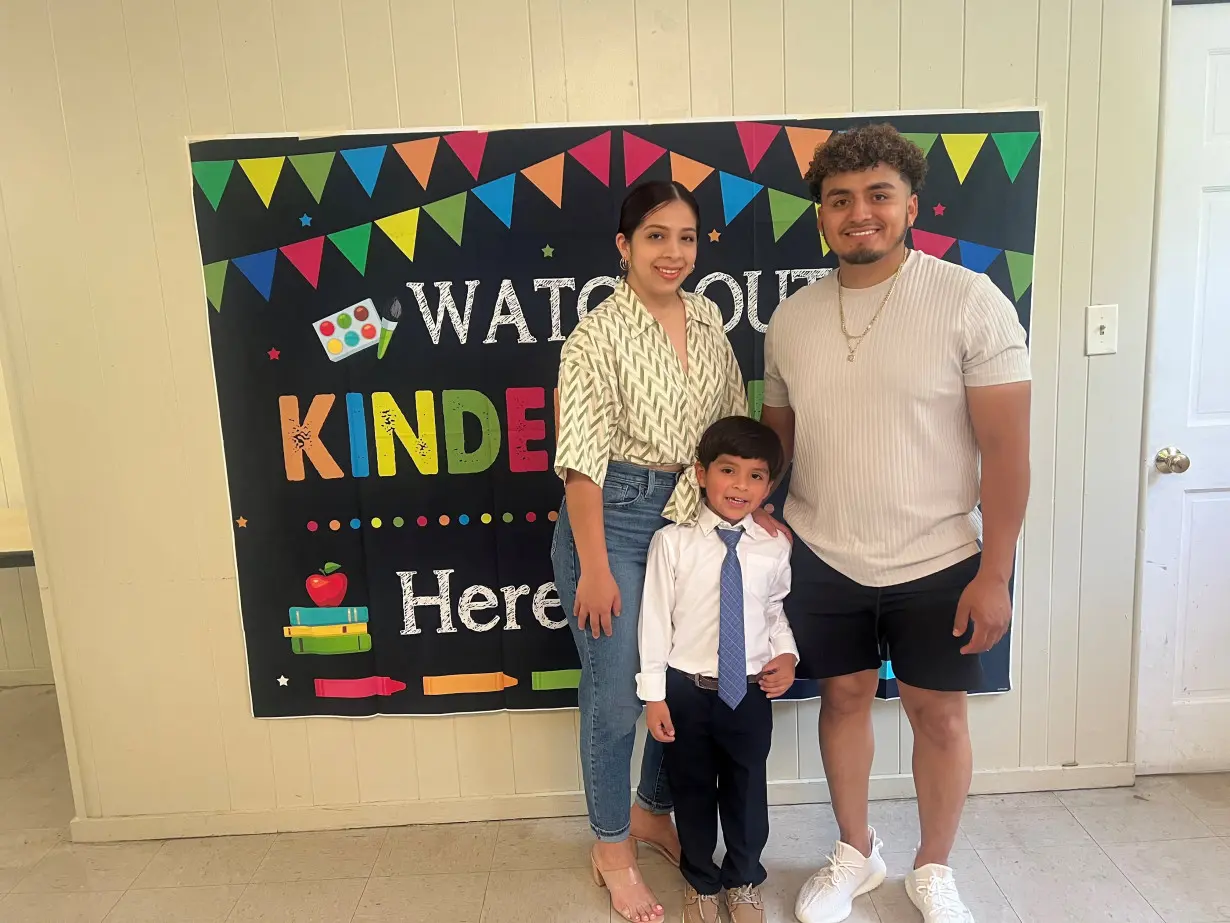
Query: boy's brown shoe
[
  {"left": 682, "top": 884, "right": 720, "bottom": 923},
  {"left": 726, "top": 884, "right": 765, "bottom": 923}
]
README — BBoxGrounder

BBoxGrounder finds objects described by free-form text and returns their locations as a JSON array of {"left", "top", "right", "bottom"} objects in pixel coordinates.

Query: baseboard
[
  {"left": 69, "top": 762, "right": 1135, "bottom": 844},
  {"left": 0, "top": 669, "right": 53, "bottom": 687}
]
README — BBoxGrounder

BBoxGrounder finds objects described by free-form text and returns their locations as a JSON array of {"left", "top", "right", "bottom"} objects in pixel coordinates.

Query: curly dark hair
[{"left": 804, "top": 123, "right": 929, "bottom": 202}]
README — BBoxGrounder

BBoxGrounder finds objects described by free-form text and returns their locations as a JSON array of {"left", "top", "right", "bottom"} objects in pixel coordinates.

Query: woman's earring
[{"left": 619, "top": 257, "right": 629, "bottom": 273}]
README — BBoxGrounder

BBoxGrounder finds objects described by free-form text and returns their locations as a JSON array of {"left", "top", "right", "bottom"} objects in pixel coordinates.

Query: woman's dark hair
[
  {"left": 697, "top": 416, "right": 786, "bottom": 483},
  {"left": 617, "top": 180, "right": 701, "bottom": 238}
]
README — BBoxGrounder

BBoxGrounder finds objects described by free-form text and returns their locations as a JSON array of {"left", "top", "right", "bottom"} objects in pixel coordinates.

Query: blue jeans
[{"left": 551, "top": 462, "right": 676, "bottom": 841}]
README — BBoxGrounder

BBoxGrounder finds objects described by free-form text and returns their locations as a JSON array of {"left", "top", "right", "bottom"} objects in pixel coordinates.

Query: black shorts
[{"left": 784, "top": 540, "right": 985, "bottom": 692}]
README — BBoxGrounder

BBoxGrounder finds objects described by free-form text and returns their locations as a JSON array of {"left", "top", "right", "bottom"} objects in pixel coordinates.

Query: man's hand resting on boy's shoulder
[
  {"left": 758, "top": 654, "right": 797, "bottom": 698},
  {"left": 645, "top": 701, "right": 675, "bottom": 743}
]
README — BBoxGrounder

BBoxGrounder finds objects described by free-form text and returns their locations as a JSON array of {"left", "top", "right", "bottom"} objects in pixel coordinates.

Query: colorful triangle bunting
[
  {"left": 768, "top": 189, "right": 813, "bottom": 242},
  {"left": 424, "top": 192, "right": 468, "bottom": 245},
  {"left": 784, "top": 127, "right": 832, "bottom": 179},
  {"left": 719, "top": 172, "right": 763, "bottom": 224},
  {"left": 670, "top": 152, "right": 714, "bottom": 192},
  {"left": 328, "top": 224, "right": 373, "bottom": 276},
  {"left": 472, "top": 175, "right": 516, "bottom": 228},
  {"left": 203, "top": 260, "right": 227, "bottom": 311},
  {"left": 522, "top": 153, "right": 565, "bottom": 207},
  {"left": 901, "top": 133, "right": 939, "bottom": 157},
  {"left": 992, "top": 132, "right": 1039, "bottom": 182},
  {"left": 623, "top": 132, "right": 667, "bottom": 186},
  {"left": 568, "top": 132, "right": 611, "bottom": 186},
  {"left": 444, "top": 131, "right": 487, "bottom": 180},
  {"left": 340, "top": 146, "right": 386, "bottom": 197},
  {"left": 233, "top": 249, "right": 277, "bottom": 300},
  {"left": 288, "top": 153, "right": 334, "bottom": 204},
  {"left": 959, "top": 239, "right": 1002, "bottom": 274},
  {"left": 238, "top": 157, "right": 285, "bottom": 208},
  {"left": 192, "top": 161, "right": 234, "bottom": 210},
  {"left": 1006, "top": 251, "right": 1035, "bottom": 300},
  {"left": 815, "top": 205, "right": 830, "bottom": 255},
  {"left": 280, "top": 237, "right": 325, "bottom": 288},
  {"left": 393, "top": 137, "right": 440, "bottom": 189},
  {"left": 941, "top": 134, "right": 988, "bottom": 184},
  {"left": 375, "top": 208, "right": 421, "bottom": 262},
  {"left": 910, "top": 228, "right": 956, "bottom": 259},
  {"left": 736, "top": 122, "right": 782, "bottom": 173}
]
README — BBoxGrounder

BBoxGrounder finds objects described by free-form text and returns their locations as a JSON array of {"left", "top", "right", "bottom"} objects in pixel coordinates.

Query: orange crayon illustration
[{"left": 422, "top": 672, "right": 519, "bottom": 696}]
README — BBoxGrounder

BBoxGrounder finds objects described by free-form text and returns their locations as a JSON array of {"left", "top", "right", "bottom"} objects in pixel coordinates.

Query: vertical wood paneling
[
  {"left": 560, "top": 0, "right": 640, "bottom": 121},
  {"left": 456, "top": 713, "right": 516, "bottom": 796},
  {"left": 730, "top": 0, "right": 784, "bottom": 116},
  {"left": 0, "top": 572, "right": 31, "bottom": 670},
  {"left": 528, "top": 0, "right": 569, "bottom": 123},
  {"left": 510, "top": 711, "right": 580, "bottom": 793},
  {"left": 455, "top": 0, "right": 536, "bottom": 126},
  {"left": 389, "top": 0, "right": 461, "bottom": 127},
  {"left": 217, "top": 0, "right": 285, "bottom": 133},
  {"left": 269, "top": 719, "right": 314, "bottom": 807},
  {"left": 852, "top": 0, "right": 900, "bottom": 112},
  {"left": 784, "top": 0, "right": 852, "bottom": 116},
  {"left": 636, "top": 0, "right": 692, "bottom": 120},
  {"left": 173, "top": 0, "right": 233, "bottom": 135},
  {"left": 306, "top": 720, "right": 360, "bottom": 804},
  {"left": 339, "top": 0, "right": 399, "bottom": 130},
  {"left": 22, "top": 570, "right": 51, "bottom": 670},
  {"left": 899, "top": 0, "right": 963, "bottom": 110},
  {"left": 272, "top": 0, "right": 352, "bottom": 132},
  {"left": 870, "top": 700, "right": 900, "bottom": 776},
  {"left": 354, "top": 718, "right": 419, "bottom": 803},
  {"left": 963, "top": 1, "right": 1039, "bottom": 108},
  {"left": 687, "top": 0, "right": 733, "bottom": 117},
  {"left": 796, "top": 701, "right": 822, "bottom": 778},
  {"left": 766, "top": 702, "right": 799, "bottom": 781},
  {"left": 0, "top": 356, "right": 24, "bottom": 508},
  {"left": 414, "top": 716, "right": 461, "bottom": 799}
]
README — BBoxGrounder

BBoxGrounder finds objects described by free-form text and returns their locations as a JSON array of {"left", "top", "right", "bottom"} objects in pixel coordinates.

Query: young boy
[{"left": 636, "top": 416, "right": 798, "bottom": 923}]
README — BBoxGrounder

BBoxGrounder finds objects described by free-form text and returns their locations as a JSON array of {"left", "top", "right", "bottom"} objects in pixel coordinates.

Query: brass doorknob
[{"left": 1155, "top": 447, "right": 1191, "bottom": 474}]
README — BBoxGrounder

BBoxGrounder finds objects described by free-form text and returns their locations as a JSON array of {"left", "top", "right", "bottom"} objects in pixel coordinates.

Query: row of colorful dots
[{"left": 306, "top": 511, "right": 559, "bottom": 532}]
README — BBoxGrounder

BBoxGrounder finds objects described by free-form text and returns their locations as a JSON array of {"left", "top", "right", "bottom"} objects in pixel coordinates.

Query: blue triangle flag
[
  {"left": 719, "top": 172, "right": 763, "bottom": 224},
  {"left": 232, "top": 249, "right": 277, "bottom": 300},
  {"left": 959, "top": 240, "right": 1002, "bottom": 274},
  {"left": 340, "top": 146, "right": 387, "bottom": 197},
  {"left": 472, "top": 174, "right": 516, "bottom": 228}
]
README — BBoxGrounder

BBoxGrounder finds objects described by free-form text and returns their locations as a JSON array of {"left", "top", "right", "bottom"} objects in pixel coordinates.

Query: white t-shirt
[{"left": 763, "top": 249, "right": 1031, "bottom": 588}]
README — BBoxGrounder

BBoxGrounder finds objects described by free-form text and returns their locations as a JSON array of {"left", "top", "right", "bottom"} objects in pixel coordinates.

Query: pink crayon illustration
[{"left": 314, "top": 676, "right": 407, "bottom": 698}]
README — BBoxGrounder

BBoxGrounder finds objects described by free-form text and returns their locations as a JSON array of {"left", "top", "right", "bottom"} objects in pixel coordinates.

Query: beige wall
[{"left": 0, "top": 0, "right": 1164, "bottom": 841}]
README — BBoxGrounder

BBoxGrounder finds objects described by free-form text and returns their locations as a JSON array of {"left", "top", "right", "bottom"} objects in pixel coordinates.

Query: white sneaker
[
  {"left": 793, "top": 827, "right": 887, "bottom": 923},
  {"left": 905, "top": 864, "right": 974, "bottom": 922}
]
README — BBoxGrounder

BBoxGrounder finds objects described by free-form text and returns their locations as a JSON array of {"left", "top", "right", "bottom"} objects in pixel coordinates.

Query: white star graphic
[{"left": 277, "top": 676, "right": 289, "bottom": 687}]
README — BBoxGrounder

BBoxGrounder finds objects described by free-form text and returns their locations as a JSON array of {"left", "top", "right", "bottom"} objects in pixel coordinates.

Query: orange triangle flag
[
  {"left": 785, "top": 127, "right": 833, "bottom": 179},
  {"left": 393, "top": 137, "right": 440, "bottom": 189},
  {"left": 670, "top": 152, "right": 714, "bottom": 192},
  {"left": 522, "top": 153, "right": 565, "bottom": 207}
]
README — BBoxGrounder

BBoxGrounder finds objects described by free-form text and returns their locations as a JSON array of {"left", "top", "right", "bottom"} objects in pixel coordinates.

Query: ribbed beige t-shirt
[{"left": 763, "top": 249, "right": 1031, "bottom": 588}]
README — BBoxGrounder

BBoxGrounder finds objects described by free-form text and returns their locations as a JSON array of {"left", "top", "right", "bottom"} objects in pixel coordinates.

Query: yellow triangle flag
[
  {"left": 376, "top": 208, "right": 421, "bottom": 262},
  {"left": 941, "top": 134, "right": 988, "bottom": 184},
  {"left": 238, "top": 157, "right": 285, "bottom": 207},
  {"left": 670, "top": 152, "right": 714, "bottom": 192},
  {"left": 522, "top": 153, "right": 565, "bottom": 207},
  {"left": 815, "top": 205, "right": 830, "bottom": 256},
  {"left": 785, "top": 127, "right": 833, "bottom": 179}
]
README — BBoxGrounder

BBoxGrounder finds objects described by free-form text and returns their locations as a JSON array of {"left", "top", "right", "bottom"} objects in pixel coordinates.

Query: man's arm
[{"left": 760, "top": 404, "right": 796, "bottom": 471}]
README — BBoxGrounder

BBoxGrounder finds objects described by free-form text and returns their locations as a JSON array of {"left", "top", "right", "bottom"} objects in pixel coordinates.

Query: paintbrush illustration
[{"left": 377, "top": 298, "right": 401, "bottom": 359}]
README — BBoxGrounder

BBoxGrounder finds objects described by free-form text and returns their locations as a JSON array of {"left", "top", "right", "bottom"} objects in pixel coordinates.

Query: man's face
[{"left": 817, "top": 163, "right": 918, "bottom": 266}]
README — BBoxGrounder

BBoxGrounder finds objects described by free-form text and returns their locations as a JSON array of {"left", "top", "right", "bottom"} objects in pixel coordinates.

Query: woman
[{"left": 552, "top": 180, "right": 781, "bottom": 922}]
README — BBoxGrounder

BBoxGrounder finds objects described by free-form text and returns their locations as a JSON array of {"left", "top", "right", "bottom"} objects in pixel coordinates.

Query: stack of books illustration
[{"left": 284, "top": 563, "right": 371, "bottom": 654}]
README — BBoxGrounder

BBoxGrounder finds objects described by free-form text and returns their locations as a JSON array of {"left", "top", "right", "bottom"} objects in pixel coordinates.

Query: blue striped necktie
[{"left": 717, "top": 527, "right": 746, "bottom": 709}]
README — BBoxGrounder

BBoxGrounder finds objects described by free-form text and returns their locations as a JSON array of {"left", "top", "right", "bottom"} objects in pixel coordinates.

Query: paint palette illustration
[{"left": 313, "top": 298, "right": 381, "bottom": 361}]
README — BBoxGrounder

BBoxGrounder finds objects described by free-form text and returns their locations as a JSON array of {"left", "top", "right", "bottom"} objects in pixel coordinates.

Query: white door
[{"left": 1137, "top": 2, "right": 1230, "bottom": 774}]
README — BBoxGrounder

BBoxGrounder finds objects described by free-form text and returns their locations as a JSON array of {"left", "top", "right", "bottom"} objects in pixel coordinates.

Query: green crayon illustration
[
  {"left": 377, "top": 297, "right": 401, "bottom": 359},
  {"left": 532, "top": 669, "right": 582, "bottom": 691}
]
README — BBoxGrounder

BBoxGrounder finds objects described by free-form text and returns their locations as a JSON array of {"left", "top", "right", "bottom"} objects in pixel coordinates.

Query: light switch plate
[{"left": 1086, "top": 304, "right": 1118, "bottom": 356}]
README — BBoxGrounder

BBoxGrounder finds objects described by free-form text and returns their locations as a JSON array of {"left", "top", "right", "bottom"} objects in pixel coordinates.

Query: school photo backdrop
[{"left": 188, "top": 111, "right": 1040, "bottom": 718}]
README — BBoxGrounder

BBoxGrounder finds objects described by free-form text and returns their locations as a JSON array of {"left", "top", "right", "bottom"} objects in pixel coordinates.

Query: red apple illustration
[{"left": 306, "top": 562, "right": 347, "bottom": 607}]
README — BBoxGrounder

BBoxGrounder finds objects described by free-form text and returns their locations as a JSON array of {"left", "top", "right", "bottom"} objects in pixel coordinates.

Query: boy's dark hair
[
  {"left": 697, "top": 416, "right": 786, "bottom": 483},
  {"left": 804, "top": 123, "right": 929, "bottom": 202}
]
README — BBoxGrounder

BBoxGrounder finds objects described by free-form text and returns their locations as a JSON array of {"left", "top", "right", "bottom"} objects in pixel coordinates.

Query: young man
[
  {"left": 761, "top": 124, "right": 1031, "bottom": 923},
  {"left": 636, "top": 416, "right": 799, "bottom": 923}
]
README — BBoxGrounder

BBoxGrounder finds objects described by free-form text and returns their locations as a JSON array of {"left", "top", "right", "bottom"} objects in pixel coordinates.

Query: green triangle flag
[
  {"left": 992, "top": 132, "right": 1039, "bottom": 182},
  {"left": 424, "top": 192, "right": 468, "bottom": 245},
  {"left": 289, "top": 152, "right": 335, "bottom": 203},
  {"left": 901, "top": 133, "right": 938, "bottom": 157},
  {"left": 328, "top": 224, "right": 373, "bottom": 275},
  {"left": 1005, "top": 251, "right": 1034, "bottom": 300},
  {"left": 192, "top": 161, "right": 234, "bottom": 210},
  {"left": 203, "top": 260, "right": 228, "bottom": 311},
  {"left": 768, "top": 189, "right": 814, "bottom": 242}
]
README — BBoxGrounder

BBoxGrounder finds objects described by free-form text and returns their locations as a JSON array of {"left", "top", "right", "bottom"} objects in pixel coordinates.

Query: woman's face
[{"left": 616, "top": 199, "right": 699, "bottom": 301}]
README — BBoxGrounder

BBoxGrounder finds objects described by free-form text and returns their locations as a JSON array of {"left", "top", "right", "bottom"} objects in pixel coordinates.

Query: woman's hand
[
  {"left": 751, "top": 506, "right": 792, "bottom": 543},
  {"left": 575, "top": 568, "right": 621, "bottom": 639}
]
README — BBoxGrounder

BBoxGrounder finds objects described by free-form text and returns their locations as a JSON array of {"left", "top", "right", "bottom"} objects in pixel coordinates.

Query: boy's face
[{"left": 696, "top": 454, "right": 774, "bottom": 524}]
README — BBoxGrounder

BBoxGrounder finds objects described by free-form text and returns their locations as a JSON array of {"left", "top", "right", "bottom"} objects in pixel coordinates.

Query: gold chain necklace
[{"left": 837, "top": 252, "right": 907, "bottom": 363}]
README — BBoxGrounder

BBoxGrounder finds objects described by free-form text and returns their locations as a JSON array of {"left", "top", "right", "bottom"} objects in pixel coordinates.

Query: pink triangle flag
[
  {"left": 444, "top": 131, "right": 488, "bottom": 180},
  {"left": 910, "top": 228, "right": 956, "bottom": 259},
  {"left": 623, "top": 132, "right": 667, "bottom": 187},
  {"left": 280, "top": 236, "right": 325, "bottom": 288},
  {"left": 569, "top": 132, "right": 612, "bottom": 186},
  {"left": 736, "top": 122, "right": 782, "bottom": 172}
]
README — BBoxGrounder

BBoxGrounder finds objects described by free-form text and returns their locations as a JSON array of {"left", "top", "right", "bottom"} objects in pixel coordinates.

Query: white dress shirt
[{"left": 636, "top": 503, "right": 799, "bottom": 702}]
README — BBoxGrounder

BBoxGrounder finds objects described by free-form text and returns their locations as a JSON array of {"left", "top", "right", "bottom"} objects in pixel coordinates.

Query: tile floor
[{"left": 2, "top": 684, "right": 1229, "bottom": 922}]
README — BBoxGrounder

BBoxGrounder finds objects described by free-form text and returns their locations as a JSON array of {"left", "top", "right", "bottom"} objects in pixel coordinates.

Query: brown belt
[{"left": 678, "top": 671, "right": 763, "bottom": 691}]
